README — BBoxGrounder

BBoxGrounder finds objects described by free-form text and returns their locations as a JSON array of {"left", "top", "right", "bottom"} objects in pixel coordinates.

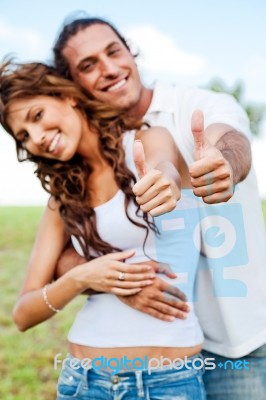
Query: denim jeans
[
  {"left": 56, "top": 353, "right": 206, "bottom": 400},
  {"left": 202, "top": 343, "right": 266, "bottom": 400}
]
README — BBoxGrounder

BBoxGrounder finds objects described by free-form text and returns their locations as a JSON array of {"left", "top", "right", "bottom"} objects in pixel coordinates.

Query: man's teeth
[
  {"left": 107, "top": 79, "right": 126, "bottom": 92},
  {"left": 49, "top": 133, "right": 61, "bottom": 152}
]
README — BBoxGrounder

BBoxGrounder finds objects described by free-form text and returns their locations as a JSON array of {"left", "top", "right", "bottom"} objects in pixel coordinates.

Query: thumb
[
  {"left": 133, "top": 140, "right": 147, "bottom": 178},
  {"left": 191, "top": 110, "right": 205, "bottom": 159},
  {"left": 108, "top": 249, "right": 136, "bottom": 261}
]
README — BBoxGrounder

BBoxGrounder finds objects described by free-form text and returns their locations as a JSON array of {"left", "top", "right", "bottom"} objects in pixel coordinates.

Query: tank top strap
[{"left": 122, "top": 130, "right": 139, "bottom": 180}]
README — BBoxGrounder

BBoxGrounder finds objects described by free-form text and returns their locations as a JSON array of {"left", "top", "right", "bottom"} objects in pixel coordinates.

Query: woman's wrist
[{"left": 65, "top": 262, "right": 92, "bottom": 293}]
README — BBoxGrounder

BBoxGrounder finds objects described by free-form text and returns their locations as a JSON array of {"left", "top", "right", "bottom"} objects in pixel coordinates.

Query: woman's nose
[{"left": 30, "top": 128, "right": 46, "bottom": 146}]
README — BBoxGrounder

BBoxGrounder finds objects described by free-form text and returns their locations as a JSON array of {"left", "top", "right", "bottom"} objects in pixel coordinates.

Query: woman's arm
[
  {"left": 13, "top": 200, "right": 156, "bottom": 331},
  {"left": 12, "top": 199, "right": 84, "bottom": 331}
]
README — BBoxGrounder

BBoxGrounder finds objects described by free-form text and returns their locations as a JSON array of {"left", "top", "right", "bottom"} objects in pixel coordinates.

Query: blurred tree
[{"left": 206, "top": 79, "right": 265, "bottom": 136}]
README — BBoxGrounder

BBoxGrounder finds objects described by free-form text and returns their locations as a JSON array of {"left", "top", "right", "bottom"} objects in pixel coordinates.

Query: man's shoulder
[{"left": 152, "top": 80, "right": 223, "bottom": 103}]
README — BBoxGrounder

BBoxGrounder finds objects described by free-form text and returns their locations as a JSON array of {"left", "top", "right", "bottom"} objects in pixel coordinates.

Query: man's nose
[{"left": 100, "top": 57, "right": 120, "bottom": 77}]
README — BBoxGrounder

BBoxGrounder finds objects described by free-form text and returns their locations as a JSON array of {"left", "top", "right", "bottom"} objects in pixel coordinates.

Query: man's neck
[{"left": 127, "top": 86, "right": 153, "bottom": 119}]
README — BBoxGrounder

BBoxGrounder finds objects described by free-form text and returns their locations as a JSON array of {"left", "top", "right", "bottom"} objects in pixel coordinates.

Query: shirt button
[{"left": 111, "top": 375, "right": 120, "bottom": 384}]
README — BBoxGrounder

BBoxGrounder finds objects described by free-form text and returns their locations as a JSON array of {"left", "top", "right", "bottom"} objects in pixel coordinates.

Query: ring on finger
[{"left": 118, "top": 271, "right": 125, "bottom": 281}]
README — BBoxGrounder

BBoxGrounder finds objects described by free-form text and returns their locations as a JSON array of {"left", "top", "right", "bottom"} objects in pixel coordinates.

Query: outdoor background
[{"left": 0, "top": 1, "right": 265, "bottom": 399}]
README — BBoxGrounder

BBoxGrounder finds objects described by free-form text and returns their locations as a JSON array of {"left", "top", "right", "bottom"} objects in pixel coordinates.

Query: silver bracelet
[{"left": 42, "top": 284, "right": 61, "bottom": 313}]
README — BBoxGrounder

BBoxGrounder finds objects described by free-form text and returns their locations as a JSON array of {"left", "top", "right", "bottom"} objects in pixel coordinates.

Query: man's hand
[
  {"left": 189, "top": 110, "right": 234, "bottom": 203},
  {"left": 132, "top": 140, "right": 180, "bottom": 216},
  {"left": 118, "top": 276, "right": 189, "bottom": 322}
]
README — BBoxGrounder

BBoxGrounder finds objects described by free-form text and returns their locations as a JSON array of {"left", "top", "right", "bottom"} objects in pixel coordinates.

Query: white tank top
[{"left": 68, "top": 131, "right": 204, "bottom": 348}]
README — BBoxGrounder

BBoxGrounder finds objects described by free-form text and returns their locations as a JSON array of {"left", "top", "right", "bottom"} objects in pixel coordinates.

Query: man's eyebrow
[
  {"left": 76, "top": 41, "right": 121, "bottom": 70},
  {"left": 106, "top": 41, "right": 121, "bottom": 50}
]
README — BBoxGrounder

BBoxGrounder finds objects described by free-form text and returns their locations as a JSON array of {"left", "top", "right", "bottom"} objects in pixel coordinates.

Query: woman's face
[{"left": 7, "top": 95, "right": 85, "bottom": 161}]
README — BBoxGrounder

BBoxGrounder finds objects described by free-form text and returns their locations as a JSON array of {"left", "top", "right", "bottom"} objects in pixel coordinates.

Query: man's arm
[
  {"left": 189, "top": 110, "right": 252, "bottom": 203},
  {"left": 54, "top": 241, "right": 86, "bottom": 280},
  {"left": 215, "top": 129, "right": 251, "bottom": 184}
]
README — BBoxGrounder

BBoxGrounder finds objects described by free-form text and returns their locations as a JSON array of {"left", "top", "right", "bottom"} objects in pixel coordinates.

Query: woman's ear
[{"left": 65, "top": 97, "right": 77, "bottom": 107}]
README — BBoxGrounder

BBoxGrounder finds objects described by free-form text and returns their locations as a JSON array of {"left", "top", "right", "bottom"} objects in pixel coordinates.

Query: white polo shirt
[{"left": 145, "top": 81, "right": 266, "bottom": 358}]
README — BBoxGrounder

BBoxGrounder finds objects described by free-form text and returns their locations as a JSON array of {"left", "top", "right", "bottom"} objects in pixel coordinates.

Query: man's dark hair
[{"left": 53, "top": 15, "right": 131, "bottom": 78}]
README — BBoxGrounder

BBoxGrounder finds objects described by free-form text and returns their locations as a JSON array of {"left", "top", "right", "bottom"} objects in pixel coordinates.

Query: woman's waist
[{"left": 68, "top": 342, "right": 203, "bottom": 365}]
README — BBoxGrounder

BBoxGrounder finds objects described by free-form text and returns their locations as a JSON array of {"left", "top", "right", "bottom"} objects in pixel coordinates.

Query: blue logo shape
[
  {"left": 204, "top": 226, "right": 225, "bottom": 247},
  {"left": 153, "top": 191, "right": 248, "bottom": 299}
]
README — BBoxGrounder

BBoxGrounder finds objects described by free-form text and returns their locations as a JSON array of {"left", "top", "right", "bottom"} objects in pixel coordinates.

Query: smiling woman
[
  {"left": 7, "top": 96, "right": 84, "bottom": 160},
  {"left": 0, "top": 58, "right": 207, "bottom": 400}
]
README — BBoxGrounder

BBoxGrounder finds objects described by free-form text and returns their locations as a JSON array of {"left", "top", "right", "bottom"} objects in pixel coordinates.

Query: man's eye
[
  {"left": 80, "top": 63, "right": 93, "bottom": 72},
  {"left": 109, "top": 48, "right": 120, "bottom": 56}
]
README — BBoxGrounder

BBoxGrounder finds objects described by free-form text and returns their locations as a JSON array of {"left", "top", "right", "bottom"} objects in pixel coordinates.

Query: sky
[{"left": 0, "top": 0, "right": 265, "bottom": 204}]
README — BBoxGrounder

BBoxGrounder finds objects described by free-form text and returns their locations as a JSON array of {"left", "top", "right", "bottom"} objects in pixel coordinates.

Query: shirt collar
[{"left": 146, "top": 81, "right": 176, "bottom": 114}]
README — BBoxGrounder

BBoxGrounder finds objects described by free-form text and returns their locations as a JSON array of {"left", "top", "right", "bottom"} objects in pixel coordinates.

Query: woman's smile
[{"left": 7, "top": 96, "right": 85, "bottom": 161}]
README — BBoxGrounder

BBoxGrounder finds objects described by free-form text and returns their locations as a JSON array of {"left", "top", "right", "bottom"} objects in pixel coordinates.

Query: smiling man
[
  {"left": 52, "top": 16, "right": 266, "bottom": 400},
  {"left": 62, "top": 23, "right": 151, "bottom": 115}
]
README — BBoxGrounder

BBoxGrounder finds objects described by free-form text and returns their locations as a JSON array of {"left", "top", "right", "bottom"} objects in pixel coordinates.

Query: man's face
[{"left": 62, "top": 24, "right": 144, "bottom": 111}]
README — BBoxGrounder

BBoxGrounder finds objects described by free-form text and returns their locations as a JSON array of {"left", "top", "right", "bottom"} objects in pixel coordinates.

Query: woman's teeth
[
  {"left": 49, "top": 133, "right": 61, "bottom": 153},
  {"left": 107, "top": 79, "right": 126, "bottom": 92}
]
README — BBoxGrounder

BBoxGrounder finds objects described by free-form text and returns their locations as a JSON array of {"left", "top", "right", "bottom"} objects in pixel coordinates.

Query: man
[{"left": 53, "top": 16, "right": 266, "bottom": 399}]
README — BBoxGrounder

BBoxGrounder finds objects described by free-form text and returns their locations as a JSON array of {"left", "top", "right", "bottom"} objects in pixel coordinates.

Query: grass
[
  {"left": 0, "top": 207, "right": 84, "bottom": 400},
  {"left": 0, "top": 203, "right": 266, "bottom": 399}
]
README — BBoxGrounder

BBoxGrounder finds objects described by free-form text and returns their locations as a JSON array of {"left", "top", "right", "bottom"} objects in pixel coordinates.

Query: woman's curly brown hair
[{"left": 0, "top": 59, "right": 156, "bottom": 260}]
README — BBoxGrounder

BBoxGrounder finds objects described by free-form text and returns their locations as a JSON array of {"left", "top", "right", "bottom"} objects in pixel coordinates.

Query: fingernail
[{"left": 167, "top": 316, "right": 175, "bottom": 322}]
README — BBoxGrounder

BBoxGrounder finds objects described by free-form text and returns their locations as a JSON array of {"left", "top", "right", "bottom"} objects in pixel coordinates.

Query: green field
[
  {"left": 0, "top": 207, "right": 84, "bottom": 400},
  {"left": 1, "top": 204, "right": 266, "bottom": 399}
]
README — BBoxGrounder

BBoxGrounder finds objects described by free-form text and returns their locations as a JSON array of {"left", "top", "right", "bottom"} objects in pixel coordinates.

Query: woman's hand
[{"left": 68, "top": 249, "right": 156, "bottom": 296}]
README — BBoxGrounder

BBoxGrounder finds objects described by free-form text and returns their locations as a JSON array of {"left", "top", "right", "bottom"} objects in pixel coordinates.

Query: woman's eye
[{"left": 34, "top": 110, "right": 43, "bottom": 121}]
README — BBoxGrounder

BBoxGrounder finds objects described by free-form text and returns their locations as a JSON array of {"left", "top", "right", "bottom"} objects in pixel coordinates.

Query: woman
[{"left": 0, "top": 59, "right": 206, "bottom": 399}]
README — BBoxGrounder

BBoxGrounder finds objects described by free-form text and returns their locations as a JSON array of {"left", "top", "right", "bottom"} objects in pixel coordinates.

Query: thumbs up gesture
[
  {"left": 189, "top": 110, "right": 234, "bottom": 203},
  {"left": 133, "top": 139, "right": 147, "bottom": 178},
  {"left": 132, "top": 140, "right": 181, "bottom": 216}
]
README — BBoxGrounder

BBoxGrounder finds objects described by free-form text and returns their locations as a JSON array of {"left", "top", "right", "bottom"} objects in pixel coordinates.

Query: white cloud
[
  {"left": 241, "top": 55, "right": 266, "bottom": 102},
  {"left": 0, "top": 17, "right": 49, "bottom": 59},
  {"left": 125, "top": 25, "right": 206, "bottom": 76}
]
